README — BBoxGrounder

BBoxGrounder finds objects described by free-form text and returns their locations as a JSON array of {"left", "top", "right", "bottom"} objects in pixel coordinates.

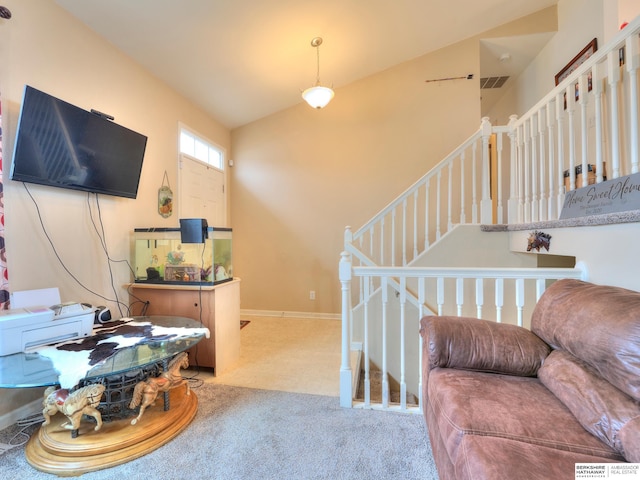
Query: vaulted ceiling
[{"left": 55, "top": 0, "right": 558, "bottom": 129}]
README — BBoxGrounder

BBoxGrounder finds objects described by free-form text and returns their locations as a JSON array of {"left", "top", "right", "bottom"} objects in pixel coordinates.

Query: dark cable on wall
[{"left": 22, "top": 183, "right": 130, "bottom": 314}]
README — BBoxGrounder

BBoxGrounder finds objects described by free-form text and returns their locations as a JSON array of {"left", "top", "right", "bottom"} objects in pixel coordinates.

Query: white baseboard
[
  {"left": 240, "top": 309, "right": 340, "bottom": 320},
  {"left": 0, "top": 398, "right": 42, "bottom": 431}
]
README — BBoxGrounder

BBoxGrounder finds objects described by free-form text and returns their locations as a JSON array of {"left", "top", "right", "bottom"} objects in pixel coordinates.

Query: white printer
[{"left": 0, "top": 288, "right": 95, "bottom": 356}]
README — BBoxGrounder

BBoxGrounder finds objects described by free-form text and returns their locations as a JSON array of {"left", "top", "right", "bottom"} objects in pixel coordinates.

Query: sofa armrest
[{"left": 420, "top": 316, "right": 551, "bottom": 377}]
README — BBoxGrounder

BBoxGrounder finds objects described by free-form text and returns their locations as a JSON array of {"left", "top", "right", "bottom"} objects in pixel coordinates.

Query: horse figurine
[
  {"left": 42, "top": 384, "right": 105, "bottom": 433},
  {"left": 527, "top": 230, "right": 552, "bottom": 252},
  {"left": 129, "top": 351, "right": 190, "bottom": 425}
]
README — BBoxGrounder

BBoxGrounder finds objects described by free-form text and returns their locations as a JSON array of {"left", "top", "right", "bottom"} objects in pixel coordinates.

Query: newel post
[
  {"left": 480, "top": 117, "right": 493, "bottom": 224},
  {"left": 339, "top": 245, "right": 353, "bottom": 408}
]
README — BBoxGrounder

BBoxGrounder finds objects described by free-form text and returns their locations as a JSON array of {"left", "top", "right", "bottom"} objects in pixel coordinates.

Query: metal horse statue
[
  {"left": 42, "top": 384, "right": 106, "bottom": 434},
  {"left": 129, "top": 351, "right": 190, "bottom": 425}
]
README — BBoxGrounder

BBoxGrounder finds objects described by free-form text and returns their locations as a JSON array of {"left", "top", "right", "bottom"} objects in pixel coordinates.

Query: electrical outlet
[{"left": 309, "top": 290, "right": 316, "bottom": 300}]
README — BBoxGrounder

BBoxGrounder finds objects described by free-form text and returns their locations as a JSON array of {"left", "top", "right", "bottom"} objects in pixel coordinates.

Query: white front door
[{"left": 178, "top": 154, "right": 227, "bottom": 226}]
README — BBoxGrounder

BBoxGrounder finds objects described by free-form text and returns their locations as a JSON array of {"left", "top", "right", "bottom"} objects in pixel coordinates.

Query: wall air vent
[{"left": 480, "top": 76, "right": 509, "bottom": 89}]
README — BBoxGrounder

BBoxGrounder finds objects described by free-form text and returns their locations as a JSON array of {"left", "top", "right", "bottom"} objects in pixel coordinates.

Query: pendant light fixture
[{"left": 302, "top": 37, "right": 334, "bottom": 109}]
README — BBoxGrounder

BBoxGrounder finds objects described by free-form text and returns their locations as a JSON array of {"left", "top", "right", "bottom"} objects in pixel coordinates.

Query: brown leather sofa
[{"left": 420, "top": 279, "right": 640, "bottom": 480}]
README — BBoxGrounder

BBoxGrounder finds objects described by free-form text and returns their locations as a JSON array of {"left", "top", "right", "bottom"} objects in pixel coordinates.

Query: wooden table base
[{"left": 25, "top": 387, "right": 197, "bottom": 476}]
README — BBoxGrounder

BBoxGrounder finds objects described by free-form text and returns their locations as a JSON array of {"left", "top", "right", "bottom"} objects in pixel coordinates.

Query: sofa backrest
[
  {"left": 532, "top": 279, "right": 640, "bottom": 462},
  {"left": 531, "top": 279, "right": 640, "bottom": 402}
]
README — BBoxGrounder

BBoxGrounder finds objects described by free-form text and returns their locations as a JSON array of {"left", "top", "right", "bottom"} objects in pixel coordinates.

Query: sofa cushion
[
  {"left": 531, "top": 279, "right": 640, "bottom": 401},
  {"left": 539, "top": 350, "right": 640, "bottom": 462},
  {"left": 455, "top": 435, "right": 625, "bottom": 480},
  {"left": 421, "top": 316, "right": 550, "bottom": 377},
  {"left": 423, "top": 395, "right": 621, "bottom": 480},
  {"left": 427, "top": 368, "right": 623, "bottom": 465}
]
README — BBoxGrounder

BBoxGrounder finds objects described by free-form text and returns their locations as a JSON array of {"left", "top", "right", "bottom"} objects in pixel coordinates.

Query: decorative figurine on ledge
[
  {"left": 129, "top": 352, "right": 191, "bottom": 425},
  {"left": 42, "top": 384, "right": 106, "bottom": 433}
]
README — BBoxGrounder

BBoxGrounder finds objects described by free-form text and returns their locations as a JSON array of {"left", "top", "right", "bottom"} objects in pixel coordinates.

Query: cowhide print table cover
[{"left": 34, "top": 317, "right": 209, "bottom": 388}]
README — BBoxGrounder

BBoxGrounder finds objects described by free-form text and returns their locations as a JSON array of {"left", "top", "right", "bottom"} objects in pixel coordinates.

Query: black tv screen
[{"left": 10, "top": 85, "right": 147, "bottom": 199}]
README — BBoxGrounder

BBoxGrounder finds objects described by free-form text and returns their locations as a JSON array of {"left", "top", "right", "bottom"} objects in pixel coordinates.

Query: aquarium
[{"left": 133, "top": 227, "right": 232, "bottom": 285}]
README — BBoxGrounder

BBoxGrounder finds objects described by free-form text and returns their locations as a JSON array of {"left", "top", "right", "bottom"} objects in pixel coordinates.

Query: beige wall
[
  {"left": 230, "top": 8, "right": 559, "bottom": 315},
  {"left": 231, "top": 40, "right": 480, "bottom": 315},
  {"left": 0, "top": 0, "right": 229, "bottom": 421}
]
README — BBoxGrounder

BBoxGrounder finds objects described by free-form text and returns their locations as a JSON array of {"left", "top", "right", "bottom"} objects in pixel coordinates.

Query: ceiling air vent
[{"left": 480, "top": 76, "right": 509, "bottom": 89}]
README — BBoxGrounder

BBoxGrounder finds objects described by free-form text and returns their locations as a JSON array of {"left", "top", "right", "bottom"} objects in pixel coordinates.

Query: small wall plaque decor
[
  {"left": 158, "top": 171, "right": 173, "bottom": 218},
  {"left": 527, "top": 231, "right": 551, "bottom": 252}
]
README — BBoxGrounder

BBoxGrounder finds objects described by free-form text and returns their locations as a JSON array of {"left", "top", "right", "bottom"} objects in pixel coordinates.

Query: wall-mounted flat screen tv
[{"left": 10, "top": 85, "right": 147, "bottom": 199}]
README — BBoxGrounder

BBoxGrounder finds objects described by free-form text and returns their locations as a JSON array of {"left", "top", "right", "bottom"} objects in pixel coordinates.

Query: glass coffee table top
[{"left": 0, "top": 316, "right": 206, "bottom": 388}]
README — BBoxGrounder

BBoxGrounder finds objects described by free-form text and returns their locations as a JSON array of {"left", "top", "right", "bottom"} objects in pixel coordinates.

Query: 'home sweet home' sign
[{"left": 560, "top": 172, "right": 640, "bottom": 219}]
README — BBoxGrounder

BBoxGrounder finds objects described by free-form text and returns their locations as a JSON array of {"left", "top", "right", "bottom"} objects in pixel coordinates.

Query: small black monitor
[{"left": 180, "top": 219, "right": 208, "bottom": 243}]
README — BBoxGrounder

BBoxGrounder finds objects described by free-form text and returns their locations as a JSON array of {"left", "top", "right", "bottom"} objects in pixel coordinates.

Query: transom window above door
[{"left": 179, "top": 127, "right": 224, "bottom": 170}]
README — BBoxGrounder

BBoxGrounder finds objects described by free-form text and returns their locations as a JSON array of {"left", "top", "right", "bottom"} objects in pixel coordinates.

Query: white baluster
[
  {"left": 418, "top": 277, "right": 425, "bottom": 409},
  {"left": 447, "top": 162, "right": 453, "bottom": 231},
  {"left": 495, "top": 278, "right": 504, "bottom": 323},
  {"left": 523, "top": 119, "right": 531, "bottom": 223},
  {"left": 363, "top": 277, "right": 370, "bottom": 407},
  {"left": 515, "top": 124, "right": 524, "bottom": 222},
  {"left": 507, "top": 115, "right": 519, "bottom": 223},
  {"left": 472, "top": 140, "right": 478, "bottom": 223},
  {"left": 567, "top": 83, "right": 577, "bottom": 191},
  {"left": 424, "top": 179, "right": 430, "bottom": 250},
  {"left": 578, "top": 73, "right": 589, "bottom": 188},
  {"left": 626, "top": 34, "right": 640, "bottom": 174},
  {"left": 538, "top": 107, "right": 547, "bottom": 220},
  {"left": 391, "top": 209, "right": 397, "bottom": 267},
  {"left": 424, "top": 177, "right": 431, "bottom": 250},
  {"left": 475, "top": 278, "right": 483, "bottom": 319},
  {"left": 555, "top": 92, "right": 566, "bottom": 213},
  {"left": 381, "top": 277, "right": 389, "bottom": 409},
  {"left": 593, "top": 62, "right": 605, "bottom": 183},
  {"left": 380, "top": 217, "right": 385, "bottom": 265},
  {"left": 436, "top": 170, "right": 442, "bottom": 240},
  {"left": 456, "top": 277, "right": 464, "bottom": 317},
  {"left": 530, "top": 113, "right": 539, "bottom": 222},
  {"left": 516, "top": 278, "right": 524, "bottom": 327},
  {"left": 368, "top": 225, "right": 374, "bottom": 262},
  {"left": 399, "top": 276, "right": 407, "bottom": 410},
  {"left": 413, "top": 190, "right": 419, "bottom": 260},
  {"left": 460, "top": 151, "right": 466, "bottom": 224},
  {"left": 496, "top": 131, "right": 504, "bottom": 224},
  {"left": 546, "top": 103, "right": 556, "bottom": 219},
  {"left": 536, "top": 278, "right": 546, "bottom": 301},
  {"left": 437, "top": 277, "right": 445, "bottom": 316},
  {"left": 608, "top": 50, "right": 621, "bottom": 179},
  {"left": 402, "top": 198, "right": 407, "bottom": 266}
]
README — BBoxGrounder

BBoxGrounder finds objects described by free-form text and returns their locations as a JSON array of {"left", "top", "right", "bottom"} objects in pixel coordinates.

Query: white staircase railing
[
  {"left": 345, "top": 117, "right": 499, "bottom": 270},
  {"left": 510, "top": 16, "right": 640, "bottom": 223},
  {"left": 340, "top": 15, "right": 640, "bottom": 412},
  {"left": 339, "top": 258, "right": 587, "bottom": 410}
]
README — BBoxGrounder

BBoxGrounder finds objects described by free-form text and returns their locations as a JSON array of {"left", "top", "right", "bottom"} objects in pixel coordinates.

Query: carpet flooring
[{"left": 0, "top": 383, "right": 437, "bottom": 480}]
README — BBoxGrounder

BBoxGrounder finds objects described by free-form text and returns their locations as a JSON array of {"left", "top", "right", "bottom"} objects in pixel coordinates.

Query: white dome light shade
[{"left": 302, "top": 85, "right": 335, "bottom": 109}]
